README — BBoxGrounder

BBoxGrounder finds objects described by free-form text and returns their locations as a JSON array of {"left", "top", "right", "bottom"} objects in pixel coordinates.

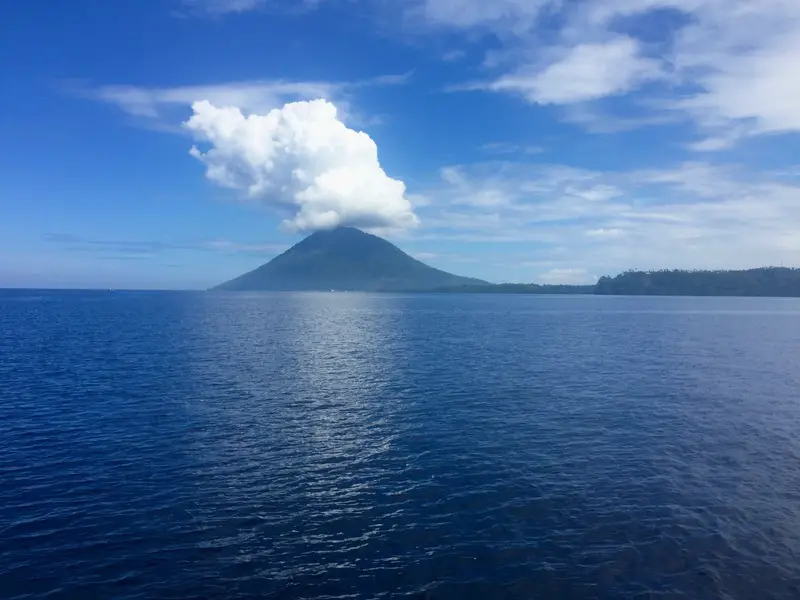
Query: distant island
[
  {"left": 214, "top": 228, "right": 800, "bottom": 298},
  {"left": 215, "top": 226, "right": 489, "bottom": 292},
  {"left": 595, "top": 268, "right": 800, "bottom": 298}
]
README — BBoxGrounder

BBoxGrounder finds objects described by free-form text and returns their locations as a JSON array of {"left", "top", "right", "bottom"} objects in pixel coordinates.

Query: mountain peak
[
  {"left": 306, "top": 226, "right": 371, "bottom": 239},
  {"left": 214, "top": 228, "right": 488, "bottom": 292}
]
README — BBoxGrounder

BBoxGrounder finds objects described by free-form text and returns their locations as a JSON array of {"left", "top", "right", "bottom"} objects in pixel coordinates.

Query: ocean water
[{"left": 2, "top": 291, "right": 800, "bottom": 599}]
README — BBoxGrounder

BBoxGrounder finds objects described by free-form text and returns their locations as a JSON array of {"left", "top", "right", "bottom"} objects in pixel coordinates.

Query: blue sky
[{"left": 2, "top": 0, "right": 800, "bottom": 289}]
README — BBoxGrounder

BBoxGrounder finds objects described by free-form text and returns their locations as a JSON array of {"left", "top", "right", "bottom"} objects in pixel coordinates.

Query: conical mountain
[{"left": 214, "top": 227, "right": 488, "bottom": 291}]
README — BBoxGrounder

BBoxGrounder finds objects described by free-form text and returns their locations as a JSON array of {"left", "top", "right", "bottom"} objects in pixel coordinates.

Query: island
[
  {"left": 214, "top": 228, "right": 800, "bottom": 298},
  {"left": 215, "top": 226, "right": 490, "bottom": 292},
  {"left": 595, "top": 268, "right": 800, "bottom": 297}
]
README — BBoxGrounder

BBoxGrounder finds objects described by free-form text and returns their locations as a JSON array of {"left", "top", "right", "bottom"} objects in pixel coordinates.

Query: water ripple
[{"left": 2, "top": 291, "right": 800, "bottom": 598}]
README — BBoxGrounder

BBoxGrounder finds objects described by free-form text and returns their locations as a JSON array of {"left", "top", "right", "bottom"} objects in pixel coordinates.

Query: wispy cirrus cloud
[
  {"left": 479, "top": 142, "right": 545, "bottom": 156},
  {"left": 82, "top": 80, "right": 337, "bottom": 119},
  {"left": 411, "top": 159, "right": 800, "bottom": 281},
  {"left": 71, "top": 71, "right": 411, "bottom": 129},
  {"left": 560, "top": 102, "right": 682, "bottom": 134},
  {"left": 164, "top": 0, "right": 800, "bottom": 148},
  {"left": 181, "top": 0, "right": 265, "bottom": 15},
  {"left": 46, "top": 233, "right": 286, "bottom": 258},
  {"left": 412, "top": 0, "right": 800, "bottom": 148},
  {"left": 486, "top": 37, "right": 664, "bottom": 105},
  {"left": 179, "top": 0, "right": 324, "bottom": 17},
  {"left": 409, "top": 0, "right": 552, "bottom": 31}
]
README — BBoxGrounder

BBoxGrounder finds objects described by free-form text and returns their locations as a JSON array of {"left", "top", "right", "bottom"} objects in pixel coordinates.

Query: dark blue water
[{"left": 2, "top": 291, "right": 800, "bottom": 599}]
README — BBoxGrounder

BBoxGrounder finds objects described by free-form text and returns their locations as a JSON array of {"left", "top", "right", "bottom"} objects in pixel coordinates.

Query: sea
[{"left": 2, "top": 290, "right": 800, "bottom": 599}]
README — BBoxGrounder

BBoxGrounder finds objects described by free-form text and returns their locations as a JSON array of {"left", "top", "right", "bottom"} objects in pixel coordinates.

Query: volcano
[{"left": 214, "top": 227, "right": 488, "bottom": 291}]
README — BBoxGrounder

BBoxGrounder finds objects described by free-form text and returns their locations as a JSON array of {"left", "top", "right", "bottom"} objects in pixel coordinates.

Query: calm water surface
[{"left": 2, "top": 291, "right": 800, "bottom": 599}]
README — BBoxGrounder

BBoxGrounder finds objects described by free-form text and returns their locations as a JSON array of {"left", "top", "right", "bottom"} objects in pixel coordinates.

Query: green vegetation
[{"left": 595, "top": 268, "right": 800, "bottom": 297}]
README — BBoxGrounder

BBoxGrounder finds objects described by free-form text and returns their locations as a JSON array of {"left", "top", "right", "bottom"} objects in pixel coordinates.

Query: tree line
[
  {"left": 594, "top": 267, "right": 800, "bottom": 297},
  {"left": 431, "top": 267, "right": 800, "bottom": 297}
]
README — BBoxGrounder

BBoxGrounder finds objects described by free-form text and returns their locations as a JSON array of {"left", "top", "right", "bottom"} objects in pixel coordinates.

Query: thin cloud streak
[
  {"left": 418, "top": 0, "right": 800, "bottom": 146},
  {"left": 46, "top": 233, "right": 287, "bottom": 258},
  {"left": 69, "top": 71, "right": 413, "bottom": 130}
]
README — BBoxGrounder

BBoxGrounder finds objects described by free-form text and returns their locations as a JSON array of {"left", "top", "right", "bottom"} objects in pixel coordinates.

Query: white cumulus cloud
[{"left": 183, "top": 99, "right": 419, "bottom": 232}]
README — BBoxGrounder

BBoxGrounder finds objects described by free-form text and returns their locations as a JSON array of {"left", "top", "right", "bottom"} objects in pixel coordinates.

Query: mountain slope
[{"left": 214, "top": 227, "right": 489, "bottom": 291}]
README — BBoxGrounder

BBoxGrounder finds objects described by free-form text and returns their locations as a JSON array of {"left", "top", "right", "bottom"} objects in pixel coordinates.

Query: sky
[{"left": 2, "top": 0, "right": 800, "bottom": 289}]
